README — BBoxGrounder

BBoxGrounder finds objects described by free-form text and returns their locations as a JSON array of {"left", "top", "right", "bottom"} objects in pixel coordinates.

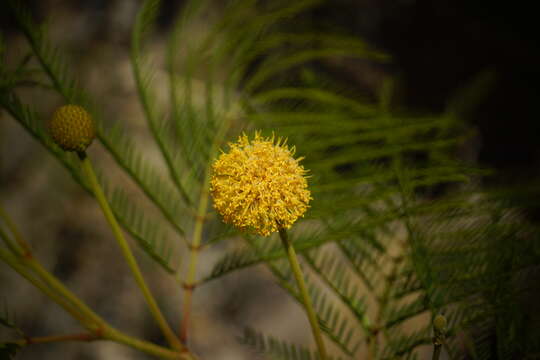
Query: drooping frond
[
  {"left": 205, "top": 217, "right": 390, "bottom": 286},
  {"left": 131, "top": 0, "right": 194, "bottom": 204},
  {"left": 212, "top": 5, "right": 539, "bottom": 357},
  {"left": 242, "top": 235, "right": 362, "bottom": 357},
  {"left": 98, "top": 123, "right": 188, "bottom": 238},
  {"left": 412, "top": 197, "right": 540, "bottom": 359},
  {"left": 3, "top": 0, "right": 188, "bottom": 272},
  {"left": 267, "top": 258, "right": 362, "bottom": 357},
  {"left": 7, "top": 0, "right": 80, "bottom": 103},
  {"left": 107, "top": 186, "right": 178, "bottom": 273},
  {"left": 303, "top": 246, "right": 371, "bottom": 335},
  {"left": 379, "top": 322, "right": 432, "bottom": 360},
  {"left": 338, "top": 235, "right": 387, "bottom": 296},
  {"left": 166, "top": 1, "right": 539, "bottom": 358},
  {"left": 240, "top": 327, "right": 343, "bottom": 360},
  {"left": 0, "top": 91, "right": 178, "bottom": 273},
  {"left": 203, "top": 227, "right": 331, "bottom": 284}
]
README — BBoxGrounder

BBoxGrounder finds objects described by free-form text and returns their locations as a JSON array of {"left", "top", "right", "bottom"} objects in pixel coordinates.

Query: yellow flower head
[
  {"left": 49, "top": 104, "right": 95, "bottom": 152},
  {"left": 210, "top": 132, "right": 311, "bottom": 236}
]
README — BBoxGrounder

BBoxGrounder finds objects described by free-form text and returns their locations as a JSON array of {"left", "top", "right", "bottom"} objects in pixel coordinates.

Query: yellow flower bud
[
  {"left": 49, "top": 105, "right": 95, "bottom": 152},
  {"left": 433, "top": 314, "right": 447, "bottom": 332},
  {"left": 210, "top": 132, "right": 311, "bottom": 236}
]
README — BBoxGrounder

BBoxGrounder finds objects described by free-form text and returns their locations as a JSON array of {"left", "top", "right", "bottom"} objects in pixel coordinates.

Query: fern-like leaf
[
  {"left": 240, "top": 327, "right": 343, "bottom": 360},
  {"left": 131, "top": 0, "right": 195, "bottom": 205},
  {"left": 0, "top": 91, "right": 178, "bottom": 273}
]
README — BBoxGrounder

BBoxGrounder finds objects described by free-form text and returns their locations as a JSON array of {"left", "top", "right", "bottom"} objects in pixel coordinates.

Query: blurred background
[{"left": 1, "top": 0, "right": 539, "bottom": 359}]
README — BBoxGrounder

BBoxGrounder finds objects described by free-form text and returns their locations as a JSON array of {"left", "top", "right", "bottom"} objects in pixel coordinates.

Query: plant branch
[
  {"left": 0, "top": 204, "right": 31, "bottom": 255},
  {"left": 79, "top": 152, "right": 183, "bottom": 351},
  {"left": 1, "top": 246, "right": 194, "bottom": 359},
  {"left": 179, "top": 197, "right": 207, "bottom": 343},
  {"left": 432, "top": 343, "right": 442, "bottom": 360},
  {"left": 278, "top": 227, "right": 327, "bottom": 360},
  {"left": 0, "top": 246, "right": 91, "bottom": 326},
  {"left": 179, "top": 112, "right": 230, "bottom": 343},
  {"left": 103, "top": 327, "right": 194, "bottom": 360},
  {"left": 1, "top": 214, "right": 101, "bottom": 327},
  {"left": 14, "top": 332, "right": 98, "bottom": 346},
  {"left": 0, "top": 221, "right": 22, "bottom": 256}
]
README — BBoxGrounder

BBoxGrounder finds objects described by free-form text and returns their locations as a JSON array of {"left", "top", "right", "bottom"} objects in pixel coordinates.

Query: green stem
[
  {"left": 432, "top": 316, "right": 446, "bottom": 360},
  {"left": 0, "top": 246, "right": 90, "bottom": 326},
  {"left": 432, "top": 343, "right": 442, "bottom": 360},
  {"left": 24, "top": 256, "right": 107, "bottom": 329},
  {"left": 0, "top": 211, "right": 95, "bottom": 326},
  {"left": 0, "top": 222, "right": 22, "bottom": 256},
  {"left": 278, "top": 227, "right": 327, "bottom": 360},
  {"left": 180, "top": 115, "right": 229, "bottom": 343},
  {"left": 14, "top": 332, "right": 98, "bottom": 346},
  {"left": 180, "top": 209, "right": 206, "bottom": 343},
  {"left": 0, "top": 250, "right": 192, "bottom": 360},
  {"left": 79, "top": 153, "right": 183, "bottom": 351},
  {"left": 1, "top": 208, "right": 105, "bottom": 329},
  {"left": 367, "top": 335, "right": 376, "bottom": 360},
  {"left": 0, "top": 204, "right": 31, "bottom": 255},
  {"left": 0, "top": 211, "right": 195, "bottom": 359},
  {"left": 103, "top": 327, "right": 193, "bottom": 360}
]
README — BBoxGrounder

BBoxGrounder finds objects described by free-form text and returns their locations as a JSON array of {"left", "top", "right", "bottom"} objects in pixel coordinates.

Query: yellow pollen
[{"left": 210, "top": 132, "right": 311, "bottom": 236}]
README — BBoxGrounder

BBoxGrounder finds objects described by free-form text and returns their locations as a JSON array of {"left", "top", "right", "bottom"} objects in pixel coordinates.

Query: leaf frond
[
  {"left": 240, "top": 327, "right": 342, "bottom": 360},
  {"left": 0, "top": 91, "right": 178, "bottom": 274},
  {"left": 131, "top": 0, "right": 194, "bottom": 205}
]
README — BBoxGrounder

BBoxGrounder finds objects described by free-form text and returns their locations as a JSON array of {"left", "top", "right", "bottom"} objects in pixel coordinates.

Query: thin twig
[
  {"left": 0, "top": 204, "right": 32, "bottom": 255},
  {"left": 15, "top": 332, "right": 98, "bottom": 346}
]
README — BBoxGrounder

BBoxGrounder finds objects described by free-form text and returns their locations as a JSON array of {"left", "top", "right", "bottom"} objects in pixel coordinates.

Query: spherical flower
[
  {"left": 210, "top": 132, "right": 311, "bottom": 236},
  {"left": 433, "top": 314, "right": 447, "bottom": 332},
  {"left": 49, "top": 104, "right": 95, "bottom": 152}
]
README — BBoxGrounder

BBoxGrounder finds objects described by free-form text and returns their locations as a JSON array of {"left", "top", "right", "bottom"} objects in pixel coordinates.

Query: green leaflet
[{"left": 240, "top": 327, "right": 343, "bottom": 360}]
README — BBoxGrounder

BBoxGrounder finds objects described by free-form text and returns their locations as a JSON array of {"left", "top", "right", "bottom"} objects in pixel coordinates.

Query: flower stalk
[
  {"left": 432, "top": 314, "right": 447, "bottom": 360},
  {"left": 79, "top": 152, "right": 183, "bottom": 352},
  {"left": 279, "top": 227, "right": 327, "bottom": 360},
  {"left": 209, "top": 132, "right": 319, "bottom": 355}
]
